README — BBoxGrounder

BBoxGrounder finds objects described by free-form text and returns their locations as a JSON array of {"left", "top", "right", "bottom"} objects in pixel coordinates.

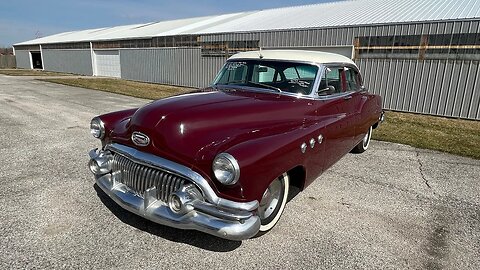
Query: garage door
[{"left": 95, "top": 50, "right": 121, "bottom": 78}]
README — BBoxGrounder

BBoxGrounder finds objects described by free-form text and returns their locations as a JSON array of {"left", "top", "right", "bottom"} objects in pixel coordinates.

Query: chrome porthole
[
  {"left": 300, "top": 142, "right": 307, "bottom": 153},
  {"left": 317, "top": 134, "right": 323, "bottom": 144},
  {"left": 309, "top": 138, "right": 316, "bottom": 148}
]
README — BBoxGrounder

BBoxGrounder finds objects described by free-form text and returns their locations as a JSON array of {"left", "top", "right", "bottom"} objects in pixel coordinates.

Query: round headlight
[
  {"left": 212, "top": 153, "right": 240, "bottom": 185},
  {"left": 90, "top": 117, "right": 105, "bottom": 139}
]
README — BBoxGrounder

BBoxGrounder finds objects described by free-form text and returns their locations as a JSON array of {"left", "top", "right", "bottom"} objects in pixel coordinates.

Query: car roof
[{"left": 228, "top": 50, "right": 356, "bottom": 66}]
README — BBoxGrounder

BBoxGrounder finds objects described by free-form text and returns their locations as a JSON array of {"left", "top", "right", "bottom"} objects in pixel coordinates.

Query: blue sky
[{"left": 1, "top": 0, "right": 340, "bottom": 47}]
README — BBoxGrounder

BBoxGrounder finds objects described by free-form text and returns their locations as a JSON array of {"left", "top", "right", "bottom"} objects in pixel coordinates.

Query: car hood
[{"left": 111, "top": 87, "right": 315, "bottom": 170}]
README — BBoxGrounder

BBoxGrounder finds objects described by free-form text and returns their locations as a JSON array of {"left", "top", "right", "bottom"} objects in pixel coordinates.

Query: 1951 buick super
[{"left": 88, "top": 50, "right": 384, "bottom": 240}]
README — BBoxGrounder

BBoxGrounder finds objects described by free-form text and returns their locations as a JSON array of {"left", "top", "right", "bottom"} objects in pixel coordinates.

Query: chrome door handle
[{"left": 343, "top": 95, "right": 352, "bottom": 100}]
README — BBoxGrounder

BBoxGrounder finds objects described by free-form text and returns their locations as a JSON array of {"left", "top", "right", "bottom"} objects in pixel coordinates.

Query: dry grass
[
  {"left": 38, "top": 77, "right": 192, "bottom": 100},
  {"left": 37, "top": 77, "right": 480, "bottom": 159},
  {"left": 0, "top": 68, "right": 72, "bottom": 76},
  {"left": 373, "top": 111, "right": 480, "bottom": 159}
]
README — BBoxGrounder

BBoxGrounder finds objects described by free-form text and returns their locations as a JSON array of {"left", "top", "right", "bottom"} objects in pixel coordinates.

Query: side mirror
[{"left": 317, "top": 85, "right": 335, "bottom": 95}]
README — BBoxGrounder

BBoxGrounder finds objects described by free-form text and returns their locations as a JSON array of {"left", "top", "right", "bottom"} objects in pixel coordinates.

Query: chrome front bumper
[{"left": 90, "top": 144, "right": 260, "bottom": 241}]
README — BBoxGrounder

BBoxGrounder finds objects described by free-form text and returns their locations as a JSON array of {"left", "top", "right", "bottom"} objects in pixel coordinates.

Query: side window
[
  {"left": 345, "top": 67, "right": 361, "bottom": 91},
  {"left": 318, "top": 67, "right": 344, "bottom": 96},
  {"left": 356, "top": 72, "right": 364, "bottom": 89}
]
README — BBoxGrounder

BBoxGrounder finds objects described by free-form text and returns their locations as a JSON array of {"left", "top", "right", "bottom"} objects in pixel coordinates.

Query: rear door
[{"left": 344, "top": 67, "right": 372, "bottom": 144}]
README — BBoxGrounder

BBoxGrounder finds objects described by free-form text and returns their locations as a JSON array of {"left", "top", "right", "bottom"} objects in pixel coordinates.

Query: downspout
[
  {"left": 39, "top": 44, "right": 45, "bottom": 70},
  {"left": 90, "top": 42, "right": 96, "bottom": 76}
]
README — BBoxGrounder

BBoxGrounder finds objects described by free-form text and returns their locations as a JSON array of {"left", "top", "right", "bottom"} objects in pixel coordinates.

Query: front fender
[
  {"left": 224, "top": 122, "right": 325, "bottom": 202},
  {"left": 97, "top": 108, "right": 138, "bottom": 145}
]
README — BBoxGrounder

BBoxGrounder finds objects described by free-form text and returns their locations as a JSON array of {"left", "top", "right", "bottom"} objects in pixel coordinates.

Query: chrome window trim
[
  {"left": 106, "top": 143, "right": 259, "bottom": 212},
  {"left": 313, "top": 63, "right": 363, "bottom": 100},
  {"left": 316, "top": 90, "right": 356, "bottom": 101}
]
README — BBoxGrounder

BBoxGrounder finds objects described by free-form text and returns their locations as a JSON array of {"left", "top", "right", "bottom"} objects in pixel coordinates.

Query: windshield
[{"left": 213, "top": 60, "right": 319, "bottom": 95}]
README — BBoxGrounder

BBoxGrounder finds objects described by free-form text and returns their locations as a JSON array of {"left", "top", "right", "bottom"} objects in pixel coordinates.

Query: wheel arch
[{"left": 287, "top": 165, "right": 307, "bottom": 191}]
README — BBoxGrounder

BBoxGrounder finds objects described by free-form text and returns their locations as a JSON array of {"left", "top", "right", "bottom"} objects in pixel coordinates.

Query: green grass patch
[
  {"left": 38, "top": 77, "right": 192, "bottom": 100},
  {"left": 0, "top": 68, "right": 72, "bottom": 76},
  {"left": 373, "top": 111, "right": 480, "bottom": 159}
]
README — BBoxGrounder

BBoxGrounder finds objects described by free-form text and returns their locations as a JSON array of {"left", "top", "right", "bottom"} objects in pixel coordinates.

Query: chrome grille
[{"left": 112, "top": 153, "right": 186, "bottom": 202}]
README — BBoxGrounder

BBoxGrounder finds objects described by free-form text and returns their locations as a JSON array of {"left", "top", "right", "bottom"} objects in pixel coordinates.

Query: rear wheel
[
  {"left": 352, "top": 125, "right": 372, "bottom": 153},
  {"left": 258, "top": 173, "right": 289, "bottom": 232}
]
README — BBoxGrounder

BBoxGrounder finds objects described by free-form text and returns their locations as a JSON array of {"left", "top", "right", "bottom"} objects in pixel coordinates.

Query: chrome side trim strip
[{"left": 106, "top": 143, "right": 259, "bottom": 212}]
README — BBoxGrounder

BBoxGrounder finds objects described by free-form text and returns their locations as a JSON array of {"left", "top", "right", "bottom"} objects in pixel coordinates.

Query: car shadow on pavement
[{"left": 93, "top": 184, "right": 242, "bottom": 252}]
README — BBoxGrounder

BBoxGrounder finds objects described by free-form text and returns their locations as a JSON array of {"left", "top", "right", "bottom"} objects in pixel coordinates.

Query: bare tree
[{"left": 0, "top": 47, "right": 14, "bottom": 55}]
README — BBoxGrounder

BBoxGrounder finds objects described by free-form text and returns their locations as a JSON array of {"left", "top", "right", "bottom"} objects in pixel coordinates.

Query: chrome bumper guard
[
  {"left": 90, "top": 144, "right": 260, "bottom": 241},
  {"left": 380, "top": 110, "right": 385, "bottom": 123}
]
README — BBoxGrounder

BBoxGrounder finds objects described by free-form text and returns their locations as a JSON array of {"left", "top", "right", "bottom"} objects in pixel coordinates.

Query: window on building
[
  {"left": 201, "top": 40, "right": 259, "bottom": 57},
  {"left": 356, "top": 33, "right": 480, "bottom": 60}
]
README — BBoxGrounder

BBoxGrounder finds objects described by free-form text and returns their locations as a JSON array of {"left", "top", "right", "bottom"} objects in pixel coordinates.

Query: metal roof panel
[{"left": 15, "top": 0, "right": 480, "bottom": 46}]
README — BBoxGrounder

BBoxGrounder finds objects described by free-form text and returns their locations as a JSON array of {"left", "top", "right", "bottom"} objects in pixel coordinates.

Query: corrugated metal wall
[
  {"left": 0, "top": 55, "right": 16, "bottom": 68},
  {"left": 120, "top": 47, "right": 225, "bottom": 88},
  {"left": 357, "top": 59, "right": 480, "bottom": 120},
  {"left": 43, "top": 49, "right": 93, "bottom": 75},
  {"left": 15, "top": 50, "right": 31, "bottom": 69},
  {"left": 199, "top": 20, "right": 480, "bottom": 120}
]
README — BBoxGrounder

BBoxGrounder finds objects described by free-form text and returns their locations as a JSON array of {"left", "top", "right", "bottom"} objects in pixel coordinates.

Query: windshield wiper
[
  {"left": 245, "top": 81, "right": 282, "bottom": 92},
  {"left": 215, "top": 80, "right": 282, "bottom": 92}
]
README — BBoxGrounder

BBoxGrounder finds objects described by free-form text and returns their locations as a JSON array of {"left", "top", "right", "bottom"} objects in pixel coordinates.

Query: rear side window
[{"left": 345, "top": 67, "right": 361, "bottom": 91}]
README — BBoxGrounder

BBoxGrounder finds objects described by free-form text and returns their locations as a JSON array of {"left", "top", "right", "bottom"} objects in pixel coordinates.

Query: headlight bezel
[
  {"left": 90, "top": 117, "right": 105, "bottom": 139},
  {"left": 212, "top": 153, "right": 240, "bottom": 185}
]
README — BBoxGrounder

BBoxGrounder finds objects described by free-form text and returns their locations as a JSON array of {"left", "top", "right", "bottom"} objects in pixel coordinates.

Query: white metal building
[{"left": 13, "top": 0, "right": 480, "bottom": 120}]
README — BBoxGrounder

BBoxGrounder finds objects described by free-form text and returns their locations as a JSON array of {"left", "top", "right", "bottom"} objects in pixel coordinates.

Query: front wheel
[
  {"left": 352, "top": 125, "right": 372, "bottom": 153},
  {"left": 258, "top": 173, "right": 289, "bottom": 232}
]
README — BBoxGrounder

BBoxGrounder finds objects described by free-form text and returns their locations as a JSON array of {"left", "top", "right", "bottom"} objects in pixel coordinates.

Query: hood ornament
[{"left": 131, "top": 132, "right": 150, "bottom": 147}]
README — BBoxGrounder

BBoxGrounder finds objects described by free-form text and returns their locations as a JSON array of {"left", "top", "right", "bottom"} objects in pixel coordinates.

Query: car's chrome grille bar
[{"left": 111, "top": 152, "right": 186, "bottom": 202}]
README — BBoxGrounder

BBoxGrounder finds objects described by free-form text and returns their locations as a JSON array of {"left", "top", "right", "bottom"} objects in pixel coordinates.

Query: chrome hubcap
[{"left": 258, "top": 178, "right": 283, "bottom": 220}]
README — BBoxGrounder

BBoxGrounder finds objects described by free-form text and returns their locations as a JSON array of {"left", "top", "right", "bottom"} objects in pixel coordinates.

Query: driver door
[{"left": 316, "top": 66, "right": 358, "bottom": 170}]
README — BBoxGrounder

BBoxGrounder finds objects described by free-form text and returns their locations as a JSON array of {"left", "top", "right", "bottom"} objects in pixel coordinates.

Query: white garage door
[{"left": 95, "top": 50, "right": 121, "bottom": 78}]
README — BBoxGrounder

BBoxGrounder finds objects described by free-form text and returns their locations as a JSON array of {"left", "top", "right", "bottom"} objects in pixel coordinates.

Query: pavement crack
[{"left": 416, "top": 150, "right": 431, "bottom": 189}]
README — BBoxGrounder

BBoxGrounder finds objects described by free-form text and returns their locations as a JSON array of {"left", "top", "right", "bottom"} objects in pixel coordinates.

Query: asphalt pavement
[{"left": 0, "top": 75, "right": 479, "bottom": 269}]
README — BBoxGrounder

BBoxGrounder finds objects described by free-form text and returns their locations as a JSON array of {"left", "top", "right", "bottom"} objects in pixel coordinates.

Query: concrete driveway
[{"left": 0, "top": 75, "right": 479, "bottom": 269}]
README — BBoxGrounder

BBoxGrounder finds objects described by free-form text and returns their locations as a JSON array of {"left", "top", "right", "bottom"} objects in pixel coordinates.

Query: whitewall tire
[
  {"left": 352, "top": 125, "right": 372, "bottom": 153},
  {"left": 258, "top": 173, "right": 289, "bottom": 232}
]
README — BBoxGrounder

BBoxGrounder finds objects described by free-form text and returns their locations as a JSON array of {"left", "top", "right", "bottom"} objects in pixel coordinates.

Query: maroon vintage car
[{"left": 88, "top": 50, "right": 384, "bottom": 240}]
